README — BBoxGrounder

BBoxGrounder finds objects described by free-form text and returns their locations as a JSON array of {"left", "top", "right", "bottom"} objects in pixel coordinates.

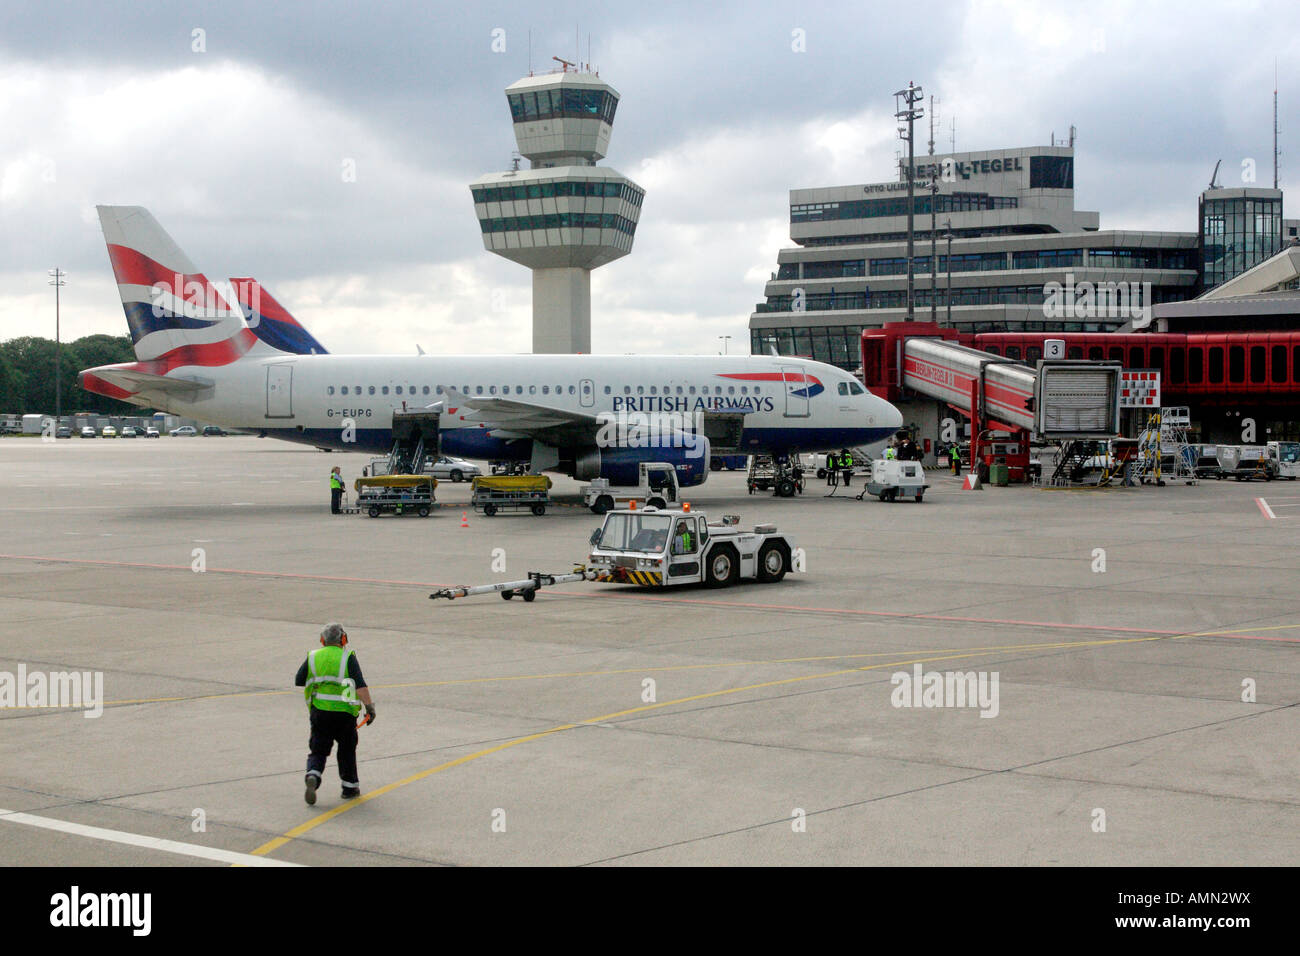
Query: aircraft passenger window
[
  {"left": 677, "top": 386, "right": 684, "bottom": 394},
  {"left": 568, "top": 385, "right": 575, "bottom": 394},
  {"left": 328, "top": 386, "right": 335, "bottom": 395},
  {"left": 395, "top": 386, "right": 403, "bottom": 395},
  {"left": 340, "top": 386, "right": 347, "bottom": 395},
  {"left": 516, "top": 386, "right": 522, "bottom": 394},
  {"left": 529, "top": 386, "right": 536, "bottom": 394},
  {"left": 650, "top": 386, "right": 657, "bottom": 394},
  {"left": 475, "top": 386, "right": 483, "bottom": 394},
  {"left": 740, "top": 386, "right": 747, "bottom": 394},
  {"left": 636, "top": 386, "right": 644, "bottom": 394},
  {"left": 435, "top": 386, "right": 442, "bottom": 394},
  {"left": 503, "top": 385, "right": 509, "bottom": 393},
  {"left": 604, "top": 386, "right": 611, "bottom": 394},
  {"left": 727, "top": 386, "right": 735, "bottom": 394},
  {"left": 355, "top": 385, "right": 361, "bottom": 394},
  {"left": 423, "top": 386, "right": 430, "bottom": 395},
  {"left": 623, "top": 385, "right": 631, "bottom": 394},
  {"left": 542, "top": 386, "right": 549, "bottom": 394},
  {"left": 369, "top": 386, "right": 376, "bottom": 395},
  {"left": 381, "top": 386, "right": 389, "bottom": 395},
  {"left": 688, "top": 386, "right": 695, "bottom": 395},
  {"left": 489, "top": 386, "right": 497, "bottom": 394}
]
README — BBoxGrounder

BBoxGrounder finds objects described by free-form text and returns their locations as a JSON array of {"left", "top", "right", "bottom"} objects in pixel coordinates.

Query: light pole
[
  {"left": 718, "top": 335, "right": 731, "bottom": 355},
  {"left": 48, "top": 269, "right": 65, "bottom": 424},
  {"left": 943, "top": 221, "right": 953, "bottom": 327},
  {"left": 894, "top": 82, "right": 924, "bottom": 322}
]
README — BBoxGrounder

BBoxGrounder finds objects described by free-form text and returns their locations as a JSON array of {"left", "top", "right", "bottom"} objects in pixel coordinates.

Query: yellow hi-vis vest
[
  {"left": 304, "top": 646, "right": 361, "bottom": 715},
  {"left": 329, "top": 474, "right": 343, "bottom": 490}
]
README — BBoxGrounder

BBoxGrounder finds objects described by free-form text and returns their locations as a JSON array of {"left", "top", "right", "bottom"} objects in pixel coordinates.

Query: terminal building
[{"left": 749, "top": 144, "right": 1288, "bottom": 371}]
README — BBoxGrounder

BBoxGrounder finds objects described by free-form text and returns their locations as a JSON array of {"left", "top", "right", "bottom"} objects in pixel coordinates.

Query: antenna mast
[{"left": 1275, "top": 63, "right": 1280, "bottom": 189}]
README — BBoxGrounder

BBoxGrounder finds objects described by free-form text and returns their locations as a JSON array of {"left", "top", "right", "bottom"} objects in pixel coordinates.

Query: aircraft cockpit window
[
  {"left": 838, "top": 382, "right": 850, "bottom": 396},
  {"left": 849, "top": 381, "right": 865, "bottom": 394}
]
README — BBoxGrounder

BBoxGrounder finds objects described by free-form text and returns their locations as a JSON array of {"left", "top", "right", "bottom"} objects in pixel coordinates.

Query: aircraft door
[
  {"left": 781, "top": 365, "right": 810, "bottom": 418},
  {"left": 579, "top": 378, "right": 595, "bottom": 408},
  {"left": 266, "top": 364, "right": 294, "bottom": 418},
  {"left": 667, "top": 517, "right": 702, "bottom": 582}
]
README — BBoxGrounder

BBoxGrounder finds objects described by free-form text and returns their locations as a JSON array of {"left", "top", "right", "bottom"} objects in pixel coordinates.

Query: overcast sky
[{"left": 2, "top": 0, "right": 1296, "bottom": 356}]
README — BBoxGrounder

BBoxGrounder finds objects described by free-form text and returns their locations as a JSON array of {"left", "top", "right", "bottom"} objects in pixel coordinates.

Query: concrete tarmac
[{"left": 1, "top": 436, "right": 1296, "bottom": 866}]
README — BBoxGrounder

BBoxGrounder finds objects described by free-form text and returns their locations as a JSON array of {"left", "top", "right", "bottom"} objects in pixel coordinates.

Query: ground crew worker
[
  {"left": 950, "top": 444, "right": 962, "bottom": 475},
  {"left": 884, "top": 443, "right": 897, "bottom": 460},
  {"left": 329, "top": 466, "right": 344, "bottom": 514},
  {"left": 295, "top": 622, "right": 375, "bottom": 804},
  {"left": 840, "top": 448, "right": 854, "bottom": 486},
  {"left": 825, "top": 452, "right": 839, "bottom": 487},
  {"left": 674, "top": 520, "right": 694, "bottom": 554}
]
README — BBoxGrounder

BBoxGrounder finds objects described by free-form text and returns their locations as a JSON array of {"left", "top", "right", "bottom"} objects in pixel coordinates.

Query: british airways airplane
[{"left": 80, "top": 206, "right": 902, "bottom": 488}]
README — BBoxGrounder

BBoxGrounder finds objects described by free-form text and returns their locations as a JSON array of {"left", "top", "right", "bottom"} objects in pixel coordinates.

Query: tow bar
[{"left": 430, "top": 567, "right": 602, "bottom": 603}]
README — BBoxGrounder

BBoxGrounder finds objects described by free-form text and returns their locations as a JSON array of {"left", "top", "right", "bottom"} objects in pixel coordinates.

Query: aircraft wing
[{"left": 443, "top": 388, "right": 600, "bottom": 447}]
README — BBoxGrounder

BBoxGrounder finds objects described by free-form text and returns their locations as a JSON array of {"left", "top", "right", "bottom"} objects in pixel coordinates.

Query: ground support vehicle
[
  {"left": 861, "top": 459, "right": 929, "bottom": 502},
  {"left": 470, "top": 475, "right": 553, "bottom": 516},
  {"left": 1267, "top": 441, "right": 1299, "bottom": 480},
  {"left": 430, "top": 508, "right": 799, "bottom": 602},
  {"left": 1216, "top": 445, "right": 1278, "bottom": 481},
  {"left": 354, "top": 475, "right": 437, "bottom": 517},
  {"left": 583, "top": 462, "right": 681, "bottom": 514},
  {"left": 747, "top": 455, "right": 805, "bottom": 497}
]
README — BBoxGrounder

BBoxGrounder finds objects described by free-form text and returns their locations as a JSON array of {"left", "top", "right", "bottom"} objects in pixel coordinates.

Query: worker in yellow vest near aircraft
[
  {"left": 295, "top": 623, "right": 376, "bottom": 804},
  {"left": 329, "top": 466, "right": 344, "bottom": 514}
]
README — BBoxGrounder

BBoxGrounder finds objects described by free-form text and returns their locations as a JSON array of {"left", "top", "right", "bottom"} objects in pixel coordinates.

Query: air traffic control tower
[{"left": 470, "top": 63, "right": 645, "bottom": 353}]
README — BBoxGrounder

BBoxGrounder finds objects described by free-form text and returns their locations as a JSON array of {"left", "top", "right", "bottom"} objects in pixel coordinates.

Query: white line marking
[
  {"left": 1256, "top": 497, "right": 1277, "bottom": 520},
  {"left": 0, "top": 807, "right": 302, "bottom": 867}
]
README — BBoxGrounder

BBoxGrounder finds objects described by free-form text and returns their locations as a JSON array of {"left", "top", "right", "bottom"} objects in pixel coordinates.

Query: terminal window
[{"left": 1029, "top": 155, "right": 1074, "bottom": 189}]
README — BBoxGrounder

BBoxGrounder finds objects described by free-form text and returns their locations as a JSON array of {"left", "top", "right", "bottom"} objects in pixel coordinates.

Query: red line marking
[
  {"left": 1256, "top": 498, "right": 1277, "bottom": 520},
  {"left": 2, "top": 553, "right": 1296, "bottom": 643}
]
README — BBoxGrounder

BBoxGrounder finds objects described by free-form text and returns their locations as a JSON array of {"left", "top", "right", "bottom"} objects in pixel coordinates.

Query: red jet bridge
[{"left": 861, "top": 322, "right": 1123, "bottom": 480}]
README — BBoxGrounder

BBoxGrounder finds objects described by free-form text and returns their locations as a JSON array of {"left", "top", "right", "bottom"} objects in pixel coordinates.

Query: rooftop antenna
[
  {"left": 1274, "top": 61, "right": 1280, "bottom": 189},
  {"left": 1209, "top": 159, "right": 1222, "bottom": 190},
  {"left": 1069, "top": 124, "right": 1076, "bottom": 148},
  {"left": 949, "top": 115, "right": 955, "bottom": 153},
  {"left": 528, "top": 29, "right": 533, "bottom": 75},
  {"left": 553, "top": 55, "right": 575, "bottom": 72}
]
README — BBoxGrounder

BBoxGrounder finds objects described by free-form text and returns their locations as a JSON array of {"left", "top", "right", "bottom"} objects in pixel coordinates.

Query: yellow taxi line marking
[{"left": 250, "top": 630, "right": 1206, "bottom": 858}]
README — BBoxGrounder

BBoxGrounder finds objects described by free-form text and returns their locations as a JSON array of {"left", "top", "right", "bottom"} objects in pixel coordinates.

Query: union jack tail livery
[
  {"left": 97, "top": 206, "right": 255, "bottom": 368},
  {"left": 229, "top": 278, "right": 329, "bottom": 355}
]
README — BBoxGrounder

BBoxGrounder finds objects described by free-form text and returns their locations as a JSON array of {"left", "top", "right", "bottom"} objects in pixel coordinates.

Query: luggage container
[{"left": 470, "top": 474, "right": 553, "bottom": 516}]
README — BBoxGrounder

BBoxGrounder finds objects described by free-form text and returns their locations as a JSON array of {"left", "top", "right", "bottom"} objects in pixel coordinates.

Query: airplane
[{"left": 80, "top": 206, "right": 903, "bottom": 490}]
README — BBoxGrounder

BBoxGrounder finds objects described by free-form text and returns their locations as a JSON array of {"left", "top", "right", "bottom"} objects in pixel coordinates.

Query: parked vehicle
[
  {"left": 202, "top": 425, "right": 226, "bottom": 436},
  {"left": 171, "top": 426, "right": 197, "bottom": 437},
  {"left": 144, "top": 427, "right": 160, "bottom": 438},
  {"left": 425, "top": 456, "right": 482, "bottom": 482},
  {"left": 55, "top": 425, "right": 72, "bottom": 439},
  {"left": 120, "top": 426, "right": 138, "bottom": 438}
]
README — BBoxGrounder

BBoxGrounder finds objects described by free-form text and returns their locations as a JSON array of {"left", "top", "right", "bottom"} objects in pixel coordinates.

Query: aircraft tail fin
[
  {"left": 96, "top": 205, "right": 255, "bottom": 367},
  {"left": 228, "top": 278, "right": 329, "bottom": 355}
]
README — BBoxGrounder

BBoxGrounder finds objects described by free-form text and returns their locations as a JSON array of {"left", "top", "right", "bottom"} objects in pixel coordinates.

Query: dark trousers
[
  {"left": 307, "top": 708, "right": 358, "bottom": 789},
  {"left": 331, "top": 487, "right": 342, "bottom": 513}
]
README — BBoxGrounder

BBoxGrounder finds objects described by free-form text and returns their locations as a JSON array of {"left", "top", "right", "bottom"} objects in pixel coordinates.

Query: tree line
[{"left": 0, "top": 334, "right": 148, "bottom": 415}]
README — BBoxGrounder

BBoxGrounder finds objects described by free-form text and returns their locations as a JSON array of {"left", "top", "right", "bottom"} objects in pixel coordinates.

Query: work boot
[
  {"left": 341, "top": 787, "right": 361, "bottom": 800},
  {"left": 304, "top": 773, "right": 319, "bottom": 806}
]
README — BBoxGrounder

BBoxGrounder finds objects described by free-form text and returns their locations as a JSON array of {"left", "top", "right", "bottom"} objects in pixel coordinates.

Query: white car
[
  {"left": 79, "top": 426, "right": 96, "bottom": 439},
  {"left": 144, "top": 427, "right": 160, "bottom": 438},
  {"left": 170, "top": 426, "right": 197, "bottom": 437},
  {"left": 426, "top": 456, "right": 482, "bottom": 482}
]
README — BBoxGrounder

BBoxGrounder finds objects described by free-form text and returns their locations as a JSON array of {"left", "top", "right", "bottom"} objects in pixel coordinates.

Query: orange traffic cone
[{"left": 461, "top": 511, "right": 469, "bottom": 528}]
